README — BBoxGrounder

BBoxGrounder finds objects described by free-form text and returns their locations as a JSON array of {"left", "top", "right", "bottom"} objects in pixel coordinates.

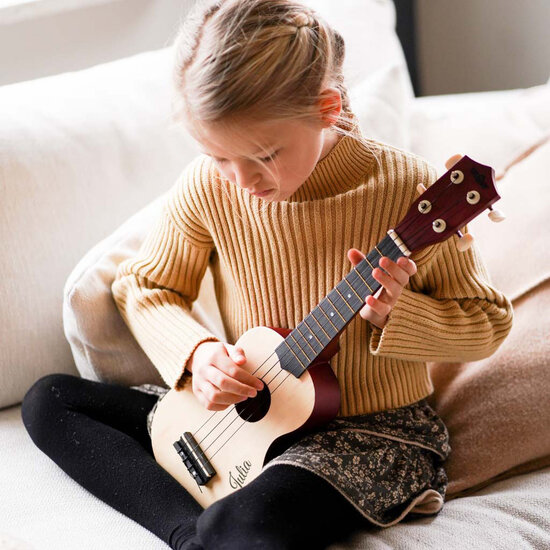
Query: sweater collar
[{"left": 284, "top": 113, "right": 376, "bottom": 203}]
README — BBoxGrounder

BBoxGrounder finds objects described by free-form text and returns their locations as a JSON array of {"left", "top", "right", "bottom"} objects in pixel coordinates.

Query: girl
[{"left": 21, "top": 1, "right": 513, "bottom": 549}]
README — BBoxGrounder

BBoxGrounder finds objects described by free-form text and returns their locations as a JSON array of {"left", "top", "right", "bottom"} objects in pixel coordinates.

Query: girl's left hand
[{"left": 347, "top": 249, "right": 417, "bottom": 329}]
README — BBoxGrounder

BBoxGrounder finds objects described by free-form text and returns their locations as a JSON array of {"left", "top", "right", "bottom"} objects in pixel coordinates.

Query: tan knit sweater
[{"left": 112, "top": 121, "right": 513, "bottom": 417}]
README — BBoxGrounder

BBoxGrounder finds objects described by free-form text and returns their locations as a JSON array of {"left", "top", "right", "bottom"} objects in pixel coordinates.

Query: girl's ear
[{"left": 318, "top": 87, "right": 342, "bottom": 127}]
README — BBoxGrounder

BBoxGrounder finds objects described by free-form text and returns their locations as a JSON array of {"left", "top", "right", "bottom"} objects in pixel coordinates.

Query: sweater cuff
[{"left": 368, "top": 287, "right": 445, "bottom": 360}]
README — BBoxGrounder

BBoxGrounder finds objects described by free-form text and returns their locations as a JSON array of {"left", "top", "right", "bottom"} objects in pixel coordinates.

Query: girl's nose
[{"left": 234, "top": 164, "right": 261, "bottom": 191}]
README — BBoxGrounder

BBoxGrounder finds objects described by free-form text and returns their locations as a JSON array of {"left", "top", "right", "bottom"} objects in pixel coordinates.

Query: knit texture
[{"left": 111, "top": 118, "right": 513, "bottom": 416}]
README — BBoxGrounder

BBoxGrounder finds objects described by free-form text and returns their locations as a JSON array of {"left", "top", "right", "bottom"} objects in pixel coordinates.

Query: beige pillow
[
  {"left": 427, "top": 139, "right": 550, "bottom": 498},
  {"left": 63, "top": 193, "right": 227, "bottom": 388}
]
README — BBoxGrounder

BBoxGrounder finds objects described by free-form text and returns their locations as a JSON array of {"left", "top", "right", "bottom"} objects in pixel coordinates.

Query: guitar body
[{"left": 151, "top": 325, "right": 341, "bottom": 508}]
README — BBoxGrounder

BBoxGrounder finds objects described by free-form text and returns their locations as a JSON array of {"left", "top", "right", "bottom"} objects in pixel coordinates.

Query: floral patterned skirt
[{"left": 135, "top": 383, "right": 451, "bottom": 528}]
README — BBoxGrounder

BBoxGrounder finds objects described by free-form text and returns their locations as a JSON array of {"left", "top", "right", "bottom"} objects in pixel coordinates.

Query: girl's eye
[{"left": 259, "top": 150, "right": 279, "bottom": 163}]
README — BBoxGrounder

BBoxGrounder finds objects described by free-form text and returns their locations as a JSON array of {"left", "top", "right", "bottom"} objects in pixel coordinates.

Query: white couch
[{"left": 1, "top": 1, "right": 549, "bottom": 548}]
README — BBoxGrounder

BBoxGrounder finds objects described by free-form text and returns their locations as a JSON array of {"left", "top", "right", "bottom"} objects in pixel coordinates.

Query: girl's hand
[
  {"left": 347, "top": 249, "right": 417, "bottom": 329},
  {"left": 187, "top": 341, "right": 264, "bottom": 411}
]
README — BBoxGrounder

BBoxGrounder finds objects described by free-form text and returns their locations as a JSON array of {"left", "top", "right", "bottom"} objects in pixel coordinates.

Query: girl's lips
[{"left": 251, "top": 189, "right": 273, "bottom": 197}]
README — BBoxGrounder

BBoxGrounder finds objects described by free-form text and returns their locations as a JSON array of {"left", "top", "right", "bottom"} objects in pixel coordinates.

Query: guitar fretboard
[{"left": 275, "top": 233, "right": 405, "bottom": 377}]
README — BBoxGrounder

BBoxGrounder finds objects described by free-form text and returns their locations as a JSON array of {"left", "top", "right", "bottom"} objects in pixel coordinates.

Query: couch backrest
[{"left": 0, "top": 0, "right": 409, "bottom": 408}]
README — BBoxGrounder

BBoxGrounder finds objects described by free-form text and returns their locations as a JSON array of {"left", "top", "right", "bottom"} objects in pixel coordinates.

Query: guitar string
[{"left": 180, "top": 174, "right": 474, "bottom": 463}]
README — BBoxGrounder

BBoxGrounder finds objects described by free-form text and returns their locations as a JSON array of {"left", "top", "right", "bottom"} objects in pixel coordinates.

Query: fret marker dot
[
  {"left": 308, "top": 334, "right": 312, "bottom": 339},
  {"left": 330, "top": 312, "right": 334, "bottom": 317},
  {"left": 347, "top": 293, "right": 351, "bottom": 298}
]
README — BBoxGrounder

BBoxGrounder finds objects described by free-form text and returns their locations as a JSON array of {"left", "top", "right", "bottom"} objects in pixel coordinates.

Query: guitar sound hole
[{"left": 234, "top": 380, "right": 270, "bottom": 422}]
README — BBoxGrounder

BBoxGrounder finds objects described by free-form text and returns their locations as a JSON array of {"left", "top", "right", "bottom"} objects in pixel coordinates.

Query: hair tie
[{"left": 294, "top": 12, "right": 314, "bottom": 29}]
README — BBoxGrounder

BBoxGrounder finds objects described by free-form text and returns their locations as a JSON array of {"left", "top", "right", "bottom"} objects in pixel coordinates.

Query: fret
[
  {"left": 277, "top": 233, "right": 405, "bottom": 378},
  {"left": 319, "top": 295, "right": 345, "bottom": 332},
  {"left": 333, "top": 286, "right": 355, "bottom": 314},
  {"left": 316, "top": 297, "right": 339, "bottom": 334},
  {"left": 306, "top": 309, "right": 332, "bottom": 346},
  {"left": 294, "top": 320, "right": 322, "bottom": 357},
  {"left": 326, "top": 291, "right": 347, "bottom": 323},
  {"left": 288, "top": 330, "right": 313, "bottom": 365},
  {"left": 298, "top": 317, "right": 324, "bottom": 350}
]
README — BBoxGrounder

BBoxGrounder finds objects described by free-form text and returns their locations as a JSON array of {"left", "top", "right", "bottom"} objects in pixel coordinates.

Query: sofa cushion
[{"left": 427, "top": 139, "right": 550, "bottom": 497}]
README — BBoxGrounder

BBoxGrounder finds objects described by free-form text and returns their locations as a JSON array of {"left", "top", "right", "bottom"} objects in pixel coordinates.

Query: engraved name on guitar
[{"left": 229, "top": 460, "right": 252, "bottom": 490}]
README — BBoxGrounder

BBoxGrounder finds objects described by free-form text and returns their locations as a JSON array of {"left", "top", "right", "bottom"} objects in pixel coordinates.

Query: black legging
[{"left": 21, "top": 373, "right": 370, "bottom": 549}]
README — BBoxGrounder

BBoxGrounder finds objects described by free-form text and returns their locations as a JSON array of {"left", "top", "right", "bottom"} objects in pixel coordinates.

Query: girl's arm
[
  {"left": 112, "top": 162, "right": 220, "bottom": 391},
  {"left": 367, "top": 230, "right": 514, "bottom": 363}
]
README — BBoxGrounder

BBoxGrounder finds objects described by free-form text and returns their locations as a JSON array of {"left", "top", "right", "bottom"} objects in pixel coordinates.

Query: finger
[
  {"left": 347, "top": 248, "right": 366, "bottom": 266},
  {"left": 203, "top": 364, "right": 259, "bottom": 397},
  {"left": 205, "top": 364, "right": 258, "bottom": 398},
  {"left": 372, "top": 265, "right": 402, "bottom": 299},
  {"left": 218, "top": 354, "right": 264, "bottom": 391},
  {"left": 202, "top": 379, "right": 248, "bottom": 406},
  {"left": 445, "top": 153, "right": 463, "bottom": 170},
  {"left": 195, "top": 387, "right": 228, "bottom": 411},
  {"left": 378, "top": 257, "right": 409, "bottom": 287},
  {"left": 396, "top": 256, "right": 417, "bottom": 276},
  {"left": 363, "top": 295, "right": 391, "bottom": 319}
]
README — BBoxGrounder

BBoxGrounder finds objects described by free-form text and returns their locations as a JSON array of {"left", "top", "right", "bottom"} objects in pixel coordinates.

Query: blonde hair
[{"left": 169, "top": 0, "right": 378, "bottom": 203}]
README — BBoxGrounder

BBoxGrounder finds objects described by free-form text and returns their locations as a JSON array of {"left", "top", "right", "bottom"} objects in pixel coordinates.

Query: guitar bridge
[{"left": 173, "top": 432, "right": 216, "bottom": 486}]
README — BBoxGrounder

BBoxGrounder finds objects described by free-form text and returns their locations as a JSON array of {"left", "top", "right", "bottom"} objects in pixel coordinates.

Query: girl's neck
[{"left": 319, "top": 128, "right": 342, "bottom": 162}]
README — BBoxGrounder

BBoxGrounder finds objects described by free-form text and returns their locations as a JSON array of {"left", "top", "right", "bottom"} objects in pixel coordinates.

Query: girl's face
[{"left": 186, "top": 115, "right": 339, "bottom": 202}]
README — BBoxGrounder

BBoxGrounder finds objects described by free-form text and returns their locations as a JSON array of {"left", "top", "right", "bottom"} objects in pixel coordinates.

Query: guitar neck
[{"left": 276, "top": 232, "right": 407, "bottom": 377}]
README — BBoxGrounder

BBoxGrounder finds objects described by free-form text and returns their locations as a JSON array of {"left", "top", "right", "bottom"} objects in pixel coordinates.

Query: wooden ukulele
[{"left": 151, "top": 155, "right": 504, "bottom": 507}]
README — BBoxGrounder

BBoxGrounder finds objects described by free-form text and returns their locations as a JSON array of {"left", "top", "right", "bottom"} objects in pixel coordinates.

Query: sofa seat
[{"left": 1, "top": 404, "right": 549, "bottom": 550}]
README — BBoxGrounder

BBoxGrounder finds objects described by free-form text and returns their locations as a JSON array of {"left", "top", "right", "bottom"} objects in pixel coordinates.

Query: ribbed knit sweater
[{"left": 111, "top": 120, "right": 513, "bottom": 417}]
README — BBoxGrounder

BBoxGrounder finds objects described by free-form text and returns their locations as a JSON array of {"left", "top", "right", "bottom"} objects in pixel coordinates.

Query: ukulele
[{"left": 151, "top": 155, "right": 505, "bottom": 507}]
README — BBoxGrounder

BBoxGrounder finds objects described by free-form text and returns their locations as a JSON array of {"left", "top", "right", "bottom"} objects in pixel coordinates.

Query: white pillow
[
  {"left": 0, "top": 47, "right": 199, "bottom": 409},
  {"left": 350, "top": 63, "right": 412, "bottom": 149},
  {"left": 305, "top": 0, "right": 413, "bottom": 93},
  {"left": 409, "top": 81, "right": 550, "bottom": 175}
]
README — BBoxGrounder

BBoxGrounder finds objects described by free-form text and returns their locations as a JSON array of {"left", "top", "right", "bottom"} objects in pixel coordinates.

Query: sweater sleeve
[
  {"left": 111, "top": 162, "right": 221, "bottom": 391},
  {"left": 368, "top": 228, "right": 514, "bottom": 363}
]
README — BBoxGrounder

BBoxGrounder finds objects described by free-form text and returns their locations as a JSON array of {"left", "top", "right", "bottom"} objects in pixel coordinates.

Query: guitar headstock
[{"left": 394, "top": 155, "right": 500, "bottom": 253}]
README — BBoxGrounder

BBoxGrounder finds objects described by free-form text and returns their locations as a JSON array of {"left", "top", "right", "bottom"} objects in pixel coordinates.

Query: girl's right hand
[{"left": 187, "top": 341, "right": 264, "bottom": 411}]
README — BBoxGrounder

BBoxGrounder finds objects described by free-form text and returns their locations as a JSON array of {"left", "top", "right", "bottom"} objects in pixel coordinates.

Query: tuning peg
[
  {"left": 455, "top": 230, "right": 474, "bottom": 252},
  {"left": 488, "top": 206, "right": 506, "bottom": 222},
  {"left": 417, "top": 183, "right": 427, "bottom": 195}
]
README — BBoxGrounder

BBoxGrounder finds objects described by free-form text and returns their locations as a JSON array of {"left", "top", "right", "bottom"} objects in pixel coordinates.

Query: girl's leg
[
  {"left": 194, "top": 463, "right": 369, "bottom": 550},
  {"left": 21, "top": 373, "right": 203, "bottom": 548}
]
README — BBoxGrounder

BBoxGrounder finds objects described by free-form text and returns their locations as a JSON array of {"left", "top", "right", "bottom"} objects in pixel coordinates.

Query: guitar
[{"left": 151, "top": 155, "right": 504, "bottom": 507}]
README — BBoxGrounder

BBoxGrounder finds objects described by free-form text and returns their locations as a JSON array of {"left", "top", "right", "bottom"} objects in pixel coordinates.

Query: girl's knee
[
  {"left": 21, "top": 373, "right": 78, "bottom": 438},
  {"left": 196, "top": 494, "right": 283, "bottom": 548}
]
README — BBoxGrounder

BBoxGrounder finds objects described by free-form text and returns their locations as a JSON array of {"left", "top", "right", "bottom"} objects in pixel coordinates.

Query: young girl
[{"left": 21, "top": 1, "right": 513, "bottom": 549}]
